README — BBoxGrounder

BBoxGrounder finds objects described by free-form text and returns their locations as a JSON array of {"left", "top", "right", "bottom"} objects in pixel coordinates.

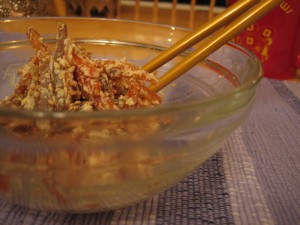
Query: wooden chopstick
[
  {"left": 147, "top": 0, "right": 282, "bottom": 92},
  {"left": 142, "top": 0, "right": 260, "bottom": 73}
]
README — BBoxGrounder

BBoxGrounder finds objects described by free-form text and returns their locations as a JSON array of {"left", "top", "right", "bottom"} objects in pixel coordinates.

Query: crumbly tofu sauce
[
  {"left": 0, "top": 25, "right": 169, "bottom": 210},
  {"left": 0, "top": 23, "right": 162, "bottom": 112}
]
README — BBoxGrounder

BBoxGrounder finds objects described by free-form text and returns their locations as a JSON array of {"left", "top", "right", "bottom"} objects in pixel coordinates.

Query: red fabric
[{"left": 228, "top": 0, "right": 300, "bottom": 79}]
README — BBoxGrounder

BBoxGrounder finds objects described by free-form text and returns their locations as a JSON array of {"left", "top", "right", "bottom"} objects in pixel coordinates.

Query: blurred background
[{"left": 0, "top": 0, "right": 226, "bottom": 28}]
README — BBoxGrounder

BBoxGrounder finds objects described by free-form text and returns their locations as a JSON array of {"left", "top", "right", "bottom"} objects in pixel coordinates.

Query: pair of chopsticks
[{"left": 144, "top": 0, "right": 283, "bottom": 92}]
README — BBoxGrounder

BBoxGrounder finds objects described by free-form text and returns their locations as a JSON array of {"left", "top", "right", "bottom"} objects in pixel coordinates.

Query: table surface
[{"left": 0, "top": 78, "right": 299, "bottom": 225}]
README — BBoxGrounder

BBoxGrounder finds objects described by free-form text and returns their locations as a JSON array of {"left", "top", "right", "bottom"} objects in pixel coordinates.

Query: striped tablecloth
[{"left": 1, "top": 78, "right": 299, "bottom": 225}]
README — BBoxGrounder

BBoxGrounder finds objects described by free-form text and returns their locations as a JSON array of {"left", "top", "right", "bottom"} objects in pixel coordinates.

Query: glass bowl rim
[{"left": 0, "top": 17, "right": 263, "bottom": 120}]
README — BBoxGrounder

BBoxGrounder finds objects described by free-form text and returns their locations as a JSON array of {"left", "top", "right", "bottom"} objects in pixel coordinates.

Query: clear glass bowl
[{"left": 0, "top": 18, "right": 262, "bottom": 213}]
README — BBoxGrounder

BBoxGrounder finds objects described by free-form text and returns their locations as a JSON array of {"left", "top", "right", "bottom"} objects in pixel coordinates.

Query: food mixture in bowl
[
  {"left": 0, "top": 18, "right": 261, "bottom": 212},
  {"left": 0, "top": 23, "right": 162, "bottom": 112},
  {"left": 0, "top": 23, "right": 168, "bottom": 212}
]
